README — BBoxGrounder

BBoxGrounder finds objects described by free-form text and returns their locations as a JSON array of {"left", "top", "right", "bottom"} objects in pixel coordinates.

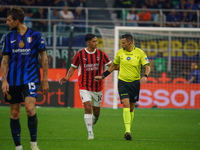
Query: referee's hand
[
  {"left": 94, "top": 76, "right": 103, "bottom": 81},
  {"left": 140, "top": 76, "right": 147, "bottom": 84}
]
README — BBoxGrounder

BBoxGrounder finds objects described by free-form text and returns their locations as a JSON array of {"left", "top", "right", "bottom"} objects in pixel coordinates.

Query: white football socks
[{"left": 84, "top": 114, "right": 93, "bottom": 135}]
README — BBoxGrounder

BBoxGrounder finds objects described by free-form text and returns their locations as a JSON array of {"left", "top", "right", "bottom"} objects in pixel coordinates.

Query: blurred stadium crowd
[
  {"left": 0, "top": 0, "right": 200, "bottom": 31},
  {"left": 115, "top": 0, "right": 200, "bottom": 27}
]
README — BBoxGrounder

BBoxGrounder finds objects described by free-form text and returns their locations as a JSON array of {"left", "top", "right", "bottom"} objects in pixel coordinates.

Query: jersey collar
[
  {"left": 85, "top": 48, "right": 96, "bottom": 54},
  {"left": 133, "top": 45, "right": 135, "bottom": 50}
]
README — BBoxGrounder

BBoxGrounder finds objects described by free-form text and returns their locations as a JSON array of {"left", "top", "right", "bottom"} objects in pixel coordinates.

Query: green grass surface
[{"left": 0, "top": 107, "right": 200, "bottom": 150}]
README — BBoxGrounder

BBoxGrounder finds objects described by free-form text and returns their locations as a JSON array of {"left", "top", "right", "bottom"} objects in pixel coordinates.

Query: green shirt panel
[{"left": 114, "top": 46, "right": 150, "bottom": 82}]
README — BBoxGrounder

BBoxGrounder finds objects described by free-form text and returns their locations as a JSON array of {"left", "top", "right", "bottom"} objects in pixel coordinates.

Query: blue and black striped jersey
[{"left": 2, "top": 28, "right": 46, "bottom": 86}]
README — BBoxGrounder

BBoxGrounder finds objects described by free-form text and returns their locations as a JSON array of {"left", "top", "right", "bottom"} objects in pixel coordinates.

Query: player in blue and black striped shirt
[{"left": 1, "top": 7, "right": 49, "bottom": 150}]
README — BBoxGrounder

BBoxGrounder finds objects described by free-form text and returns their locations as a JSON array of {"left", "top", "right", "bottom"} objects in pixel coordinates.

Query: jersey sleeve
[
  {"left": 2, "top": 34, "right": 10, "bottom": 55},
  {"left": 191, "top": 70, "right": 199, "bottom": 76},
  {"left": 141, "top": 50, "right": 150, "bottom": 66},
  {"left": 71, "top": 52, "right": 80, "bottom": 68},
  {"left": 36, "top": 32, "right": 46, "bottom": 52},
  {"left": 103, "top": 51, "right": 112, "bottom": 65},
  {"left": 113, "top": 50, "right": 120, "bottom": 65}
]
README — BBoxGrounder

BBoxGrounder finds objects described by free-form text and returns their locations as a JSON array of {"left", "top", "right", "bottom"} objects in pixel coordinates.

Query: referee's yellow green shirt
[{"left": 113, "top": 46, "right": 150, "bottom": 82}]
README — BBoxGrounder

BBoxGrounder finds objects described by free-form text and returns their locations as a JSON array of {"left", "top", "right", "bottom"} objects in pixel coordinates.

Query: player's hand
[
  {"left": 41, "top": 80, "right": 49, "bottom": 94},
  {"left": 140, "top": 76, "right": 147, "bottom": 84},
  {"left": 94, "top": 76, "right": 103, "bottom": 81},
  {"left": 1, "top": 81, "right": 9, "bottom": 95},
  {"left": 59, "top": 77, "right": 68, "bottom": 85}
]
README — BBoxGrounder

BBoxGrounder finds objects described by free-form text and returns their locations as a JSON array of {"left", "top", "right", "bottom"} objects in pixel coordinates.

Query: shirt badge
[
  {"left": 145, "top": 57, "right": 150, "bottom": 63},
  {"left": 19, "top": 40, "right": 24, "bottom": 48},
  {"left": 27, "top": 37, "right": 32, "bottom": 43}
]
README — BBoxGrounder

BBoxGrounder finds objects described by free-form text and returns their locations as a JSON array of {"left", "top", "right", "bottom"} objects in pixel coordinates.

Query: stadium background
[{"left": 0, "top": 0, "right": 200, "bottom": 109}]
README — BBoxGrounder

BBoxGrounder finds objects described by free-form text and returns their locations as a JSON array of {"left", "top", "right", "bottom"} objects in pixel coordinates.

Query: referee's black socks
[
  {"left": 10, "top": 118, "right": 21, "bottom": 146},
  {"left": 28, "top": 114, "right": 38, "bottom": 142}
]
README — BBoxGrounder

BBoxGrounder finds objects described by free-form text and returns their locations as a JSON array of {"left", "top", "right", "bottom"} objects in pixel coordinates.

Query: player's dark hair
[
  {"left": 7, "top": 6, "right": 24, "bottom": 23},
  {"left": 122, "top": 33, "right": 133, "bottom": 42},
  {"left": 85, "top": 34, "right": 96, "bottom": 42}
]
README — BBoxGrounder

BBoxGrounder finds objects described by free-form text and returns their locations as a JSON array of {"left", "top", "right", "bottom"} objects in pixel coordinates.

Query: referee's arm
[
  {"left": 140, "top": 64, "right": 151, "bottom": 84},
  {"left": 144, "top": 64, "right": 151, "bottom": 77},
  {"left": 94, "top": 63, "right": 118, "bottom": 81},
  {"left": 107, "top": 63, "right": 118, "bottom": 73}
]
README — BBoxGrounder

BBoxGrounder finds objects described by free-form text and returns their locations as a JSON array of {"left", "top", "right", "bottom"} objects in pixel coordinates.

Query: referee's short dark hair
[
  {"left": 122, "top": 33, "right": 133, "bottom": 42},
  {"left": 7, "top": 6, "right": 24, "bottom": 23},
  {"left": 85, "top": 34, "right": 96, "bottom": 42}
]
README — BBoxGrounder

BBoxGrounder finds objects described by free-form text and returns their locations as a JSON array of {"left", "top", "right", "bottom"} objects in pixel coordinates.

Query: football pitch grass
[{"left": 0, "top": 107, "right": 200, "bottom": 150}]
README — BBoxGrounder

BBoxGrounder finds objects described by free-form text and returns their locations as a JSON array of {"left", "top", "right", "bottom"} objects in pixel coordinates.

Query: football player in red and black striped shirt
[{"left": 59, "top": 34, "right": 113, "bottom": 140}]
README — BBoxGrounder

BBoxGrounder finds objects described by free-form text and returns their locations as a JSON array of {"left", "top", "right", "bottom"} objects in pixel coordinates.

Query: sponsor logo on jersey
[
  {"left": 84, "top": 63, "right": 99, "bottom": 71},
  {"left": 12, "top": 49, "right": 31, "bottom": 55}
]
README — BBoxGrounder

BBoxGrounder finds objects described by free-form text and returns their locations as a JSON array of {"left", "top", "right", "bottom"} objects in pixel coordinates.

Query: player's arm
[
  {"left": 1, "top": 55, "right": 9, "bottom": 95},
  {"left": 140, "top": 65, "right": 151, "bottom": 84},
  {"left": 94, "top": 63, "right": 118, "bottom": 81},
  {"left": 40, "top": 51, "right": 49, "bottom": 94},
  {"left": 187, "top": 76, "right": 195, "bottom": 84},
  {"left": 59, "top": 66, "right": 76, "bottom": 85}
]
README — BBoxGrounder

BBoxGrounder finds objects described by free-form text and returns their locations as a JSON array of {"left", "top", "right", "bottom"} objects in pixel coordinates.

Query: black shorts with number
[
  {"left": 118, "top": 79, "right": 140, "bottom": 103},
  {"left": 5, "top": 82, "right": 38, "bottom": 104}
]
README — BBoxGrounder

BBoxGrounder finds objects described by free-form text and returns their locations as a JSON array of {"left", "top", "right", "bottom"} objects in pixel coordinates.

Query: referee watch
[{"left": 144, "top": 74, "right": 148, "bottom": 78}]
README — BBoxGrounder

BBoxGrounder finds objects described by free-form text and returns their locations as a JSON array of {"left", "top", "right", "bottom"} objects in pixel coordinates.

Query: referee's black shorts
[{"left": 118, "top": 79, "right": 140, "bottom": 103}]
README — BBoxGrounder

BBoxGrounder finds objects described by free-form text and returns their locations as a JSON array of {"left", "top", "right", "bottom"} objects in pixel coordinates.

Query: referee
[{"left": 94, "top": 33, "right": 151, "bottom": 140}]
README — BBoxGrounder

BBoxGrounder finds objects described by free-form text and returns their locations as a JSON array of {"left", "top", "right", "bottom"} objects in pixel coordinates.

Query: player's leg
[
  {"left": 118, "top": 79, "right": 132, "bottom": 140},
  {"left": 5, "top": 86, "right": 24, "bottom": 150},
  {"left": 121, "top": 98, "right": 131, "bottom": 133},
  {"left": 91, "top": 91, "right": 102, "bottom": 126},
  {"left": 122, "top": 98, "right": 132, "bottom": 140},
  {"left": 10, "top": 103, "right": 23, "bottom": 150},
  {"left": 84, "top": 101, "right": 94, "bottom": 140},
  {"left": 80, "top": 90, "right": 94, "bottom": 140},
  {"left": 92, "top": 106, "right": 100, "bottom": 126},
  {"left": 23, "top": 83, "right": 39, "bottom": 150},
  {"left": 129, "top": 80, "right": 140, "bottom": 130},
  {"left": 130, "top": 102, "right": 136, "bottom": 129}
]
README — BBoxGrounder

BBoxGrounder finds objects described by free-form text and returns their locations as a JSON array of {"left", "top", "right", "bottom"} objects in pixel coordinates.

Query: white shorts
[{"left": 79, "top": 90, "right": 102, "bottom": 107}]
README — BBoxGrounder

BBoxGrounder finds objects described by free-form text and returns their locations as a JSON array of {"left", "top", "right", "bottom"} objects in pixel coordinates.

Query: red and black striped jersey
[{"left": 71, "top": 48, "right": 112, "bottom": 92}]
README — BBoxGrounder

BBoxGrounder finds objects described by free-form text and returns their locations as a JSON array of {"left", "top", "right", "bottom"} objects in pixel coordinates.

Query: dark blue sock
[
  {"left": 10, "top": 118, "right": 21, "bottom": 146},
  {"left": 28, "top": 114, "right": 38, "bottom": 142}
]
